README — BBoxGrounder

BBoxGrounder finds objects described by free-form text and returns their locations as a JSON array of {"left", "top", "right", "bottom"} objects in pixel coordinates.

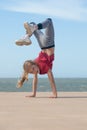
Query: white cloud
[{"left": 1, "top": 0, "right": 87, "bottom": 22}]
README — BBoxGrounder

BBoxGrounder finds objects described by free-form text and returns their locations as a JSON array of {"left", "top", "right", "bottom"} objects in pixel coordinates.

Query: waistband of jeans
[{"left": 41, "top": 44, "right": 55, "bottom": 49}]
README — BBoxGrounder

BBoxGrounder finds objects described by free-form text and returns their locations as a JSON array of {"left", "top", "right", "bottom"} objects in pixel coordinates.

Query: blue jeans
[{"left": 34, "top": 18, "right": 55, "bottom": 49}]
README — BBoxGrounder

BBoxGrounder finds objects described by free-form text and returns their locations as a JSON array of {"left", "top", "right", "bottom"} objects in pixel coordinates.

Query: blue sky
[{"left": 0, "top": 0, "right": 87, "bottom": 78}]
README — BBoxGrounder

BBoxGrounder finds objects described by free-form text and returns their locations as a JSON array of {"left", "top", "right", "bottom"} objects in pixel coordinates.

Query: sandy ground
[{"left": 0, "top": 92, "right": 87, "bottom": 130}]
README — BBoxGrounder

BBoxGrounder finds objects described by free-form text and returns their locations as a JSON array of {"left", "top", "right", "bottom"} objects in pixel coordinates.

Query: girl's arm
[
  {"left": 26, "top": 73, "right": 38, "bottom": 97},
  {"left": 32, "top": 73, "right": 38, "bottom": 97},
  {"left": 47, "top": 70, "right": 57, "bottom": 98}
]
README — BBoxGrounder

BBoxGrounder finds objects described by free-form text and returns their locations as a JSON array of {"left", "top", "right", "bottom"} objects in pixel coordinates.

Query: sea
[{"left": 0, "top": 78, "right": 87, "bottom": 92}]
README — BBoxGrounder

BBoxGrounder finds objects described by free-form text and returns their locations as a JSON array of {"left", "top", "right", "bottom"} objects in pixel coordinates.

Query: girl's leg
[
  {"left": 34, "top": 18, "right": 55, "bottom": 49},
  {"left": 34, "top": 29, "right": 45, "bottom": 49},
  {"left": 31, "top": 22, "right": 46, "bottom": 49},
  {"left": 45, "top": 18, "right": 54, "bottom": 41},
  {"left": 41, "top": 18, "right": 54, "bottom": 38},
  {"left": 23, "top": 18, "right": 55, "bottom": 49}
]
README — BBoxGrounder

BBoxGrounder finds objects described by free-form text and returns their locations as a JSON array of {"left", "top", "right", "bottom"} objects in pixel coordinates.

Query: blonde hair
[
  {"left": 19, "top": 60, "right": 36, "bottom": 85},
  {"left": 23, "top": 60, "right": 36, "bottom": 73}
]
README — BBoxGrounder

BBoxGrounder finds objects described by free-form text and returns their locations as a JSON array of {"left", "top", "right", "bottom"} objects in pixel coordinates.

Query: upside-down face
[{"left": 23, "top": 60, "right": 40, "bottom": 74}]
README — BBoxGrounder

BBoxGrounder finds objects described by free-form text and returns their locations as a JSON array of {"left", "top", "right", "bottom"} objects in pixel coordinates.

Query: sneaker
[
  {"left": 16, "top": 80, "right": 23, "bottom": 88},
  {"left": 24, "top": 22, "right": 36, "bottom": 36},
  {"left": 15, "top": 35, "right": 32, "bottom": 46}
]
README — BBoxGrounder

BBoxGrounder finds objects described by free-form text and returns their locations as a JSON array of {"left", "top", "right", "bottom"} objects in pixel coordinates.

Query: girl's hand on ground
[
  {"left": 25, "top": 94, "right": 36, "bottom": 98},
  {"left": 49, "top": 95, "right": 57, "bottom": 98}
]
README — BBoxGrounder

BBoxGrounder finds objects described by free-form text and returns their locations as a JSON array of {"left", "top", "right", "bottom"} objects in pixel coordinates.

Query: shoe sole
[
  {"left": 15, "top": 41, "right": 32, "bottom": 46},
  {"left": 24, "top": 22, "right": 32, "bottom": 36}
]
